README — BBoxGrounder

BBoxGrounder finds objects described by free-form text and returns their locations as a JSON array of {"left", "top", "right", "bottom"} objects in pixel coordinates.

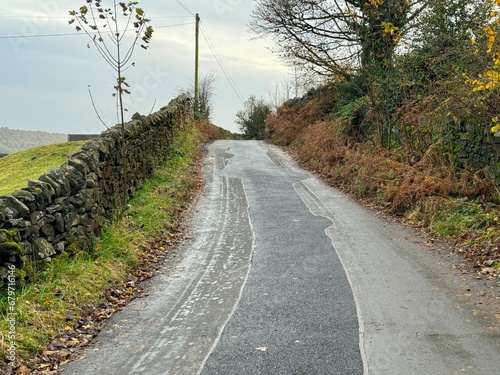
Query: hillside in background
[{"left": 0, "top": 127, "right": 67, "bottom": 154}]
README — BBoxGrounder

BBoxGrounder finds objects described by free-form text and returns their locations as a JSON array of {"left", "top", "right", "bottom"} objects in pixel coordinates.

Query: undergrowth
[
  {"left": 0, "top": 121, "right": 209, "bottom": 371},
  {"left": 267, "top": 109, "right": 500, "bottom": 271}
]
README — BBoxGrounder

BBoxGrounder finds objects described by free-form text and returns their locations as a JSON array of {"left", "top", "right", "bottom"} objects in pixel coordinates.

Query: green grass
[
  {"left": 432, "top": 201, "right": 484, "bottom": 237},
  {"left": 429, "top": 199, "right": 500, "bottom": 250},
  {"left": 0, "top": 141, "right": 87, "bottom": 196},
  {"left": 431, "top": 200, "right": 498, "bottom": 237},
  {"left": 0, "top": 124, "right": 202, "bottom": 368}
]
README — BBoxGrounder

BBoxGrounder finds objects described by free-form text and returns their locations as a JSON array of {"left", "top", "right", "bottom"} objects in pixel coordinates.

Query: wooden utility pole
[{"left": 194, "top": 13, "right": 200, "bottom": 118}]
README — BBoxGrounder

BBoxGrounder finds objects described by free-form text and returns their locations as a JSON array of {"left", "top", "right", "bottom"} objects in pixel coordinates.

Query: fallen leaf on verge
[
  {"left": 15, "top": 365, "right": 29, "bottom": 374},
  {"left": 481, "top": 267, "right": 497, "bottom": 274}
]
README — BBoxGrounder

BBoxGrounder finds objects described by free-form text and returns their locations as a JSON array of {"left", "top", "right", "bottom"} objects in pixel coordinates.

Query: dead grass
[
  {"left": 266, "top": 101, "right": 323, "bottom": 146},
  {"left": 266, "top": 102, "right": 500, "bottom": 272},
  {"left": 195, "top": 119, "right": 238, "bottom": 142}
]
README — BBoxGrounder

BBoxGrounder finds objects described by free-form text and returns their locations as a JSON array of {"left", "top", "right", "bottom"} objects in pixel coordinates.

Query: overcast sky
[{"left": 1, "top": 0, "right": 290, "bottom": 134}]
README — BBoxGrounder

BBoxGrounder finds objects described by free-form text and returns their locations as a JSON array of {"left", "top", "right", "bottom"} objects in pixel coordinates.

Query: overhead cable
[
  {"left": 0, "top": 15, "right": 191, "bottom": 19},
  {"left": 0, "top": 22, "right": 194, "bottom": 39},
  {"left": 199, "top": 23, "right": 245, "bottom": 104},
  {"left": 174, "top": 0, "right": 195, "bottom": 16}
]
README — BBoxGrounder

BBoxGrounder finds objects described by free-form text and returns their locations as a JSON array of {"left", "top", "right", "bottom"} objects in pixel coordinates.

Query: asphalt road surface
[{"left": 61, "top": 140, "right": 500, "bottom": 375}]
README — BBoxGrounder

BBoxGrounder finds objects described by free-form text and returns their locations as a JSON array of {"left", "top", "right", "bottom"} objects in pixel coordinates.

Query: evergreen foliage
[{"left": 235, "top": 96, "right": 272, "bottom": 140}]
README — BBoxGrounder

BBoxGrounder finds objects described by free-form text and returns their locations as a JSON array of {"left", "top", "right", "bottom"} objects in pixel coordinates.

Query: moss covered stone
[
  {"left": 0, "top": 228, "right": 21, "bottom": 243},
  {"left": 0, "top": 241, "right": 22, "bottom": 255},
  {"left": 0, "top": 229, "right": 23, "bottom": 268}
]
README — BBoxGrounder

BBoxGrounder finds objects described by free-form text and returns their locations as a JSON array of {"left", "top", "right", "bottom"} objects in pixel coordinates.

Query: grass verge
[
  {"left": 0, "top": 141, "right": 88, "bottom": 196},
  {"left": 0, "top": 123, "right": 204, "bottom": 373}
]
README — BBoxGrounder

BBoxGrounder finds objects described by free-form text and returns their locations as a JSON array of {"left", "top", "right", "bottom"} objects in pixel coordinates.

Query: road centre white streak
[
  {"left": 293, "top": 179, "right": 369, "bottom": 375},
  {"left": 292, "top": 174, "right": 500, "bottom": 375}
]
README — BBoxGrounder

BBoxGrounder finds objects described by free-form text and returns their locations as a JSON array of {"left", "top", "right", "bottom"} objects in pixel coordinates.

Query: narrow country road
[{"left": 61, "top": 140, "right": 500, "bottom": 375}]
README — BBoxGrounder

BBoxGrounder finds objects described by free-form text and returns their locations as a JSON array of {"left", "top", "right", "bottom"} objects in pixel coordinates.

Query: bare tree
[
  {"left": 69, "top": 1, "right": 153, "bottom": 211},
  {"left": 179, "top": 72, "right": 218, "bottom": 120},
  {"left": 267, "top": 75, "right": 294, "bottom": 111},
  {"left": 69, "top": 1, "right": 153, "bottom": 127},
  {"left": 250, "top": 0, "right": 429, "bottom": 77},
  {"left": 197, "top": 72, "right": 218, "bottom": 120}
]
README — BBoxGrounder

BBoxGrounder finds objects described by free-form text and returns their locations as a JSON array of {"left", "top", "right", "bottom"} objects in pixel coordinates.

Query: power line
[
  {"left": 0, "top": 15, "right": 71, "bottom": 18},
  {"left": 0, "top": 15, "right": 191, "bottom": 19},
  {"left": 156, "top": 22, "right": 195, "bottom": 29},
  {"left": 174, "top": 0, "right": 195, "bottom": 16},
  {"left": 0, "top": 31, "right": 83, "bottom": 39},
  {"left": 0, "top": 22, "right": 194, "bottom": 39},
  {"left": 199, "top": 23, "right": 244, "bottom": 104}
]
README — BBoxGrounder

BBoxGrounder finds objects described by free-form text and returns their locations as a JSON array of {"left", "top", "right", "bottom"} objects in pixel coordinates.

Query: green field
[{"left": 0, "top": 141, "right": 87, "bottom": 196}]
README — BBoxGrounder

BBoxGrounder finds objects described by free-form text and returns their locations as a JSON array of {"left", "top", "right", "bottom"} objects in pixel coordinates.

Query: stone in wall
[
  {"left": 0, "top": 229, "right": 23, "bottom": 286},
  {"left": 68, "top": 134, "right": 100, "bottom": 142},
  {"left": 32, "top": 238, "right": 56, "bottom": 261}
]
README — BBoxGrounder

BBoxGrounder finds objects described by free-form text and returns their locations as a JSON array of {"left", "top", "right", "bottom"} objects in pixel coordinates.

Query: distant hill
[{"left": 0, "top": 127, "right": 67, "bottom": 154}]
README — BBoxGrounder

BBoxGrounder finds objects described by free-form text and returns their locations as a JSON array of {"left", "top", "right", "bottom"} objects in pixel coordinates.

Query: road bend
[{"left": 62, "top": 140, "right": 500, "bottom": 375}]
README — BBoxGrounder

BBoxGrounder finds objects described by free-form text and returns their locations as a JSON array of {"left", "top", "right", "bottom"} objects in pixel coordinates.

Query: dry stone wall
[
  {"left": 67, "top": 134, "right": 100, "bottom": 142},
  {"left": 451, "top": 122, "right": 500, "bottom": 181},
  {"left": 0, "top": 96, "right": 191, "bottom": 285}
]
